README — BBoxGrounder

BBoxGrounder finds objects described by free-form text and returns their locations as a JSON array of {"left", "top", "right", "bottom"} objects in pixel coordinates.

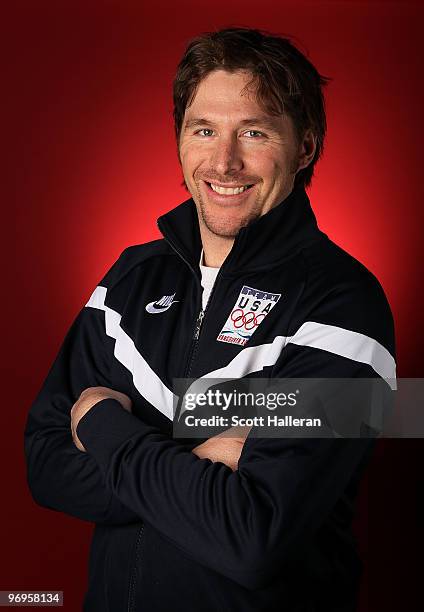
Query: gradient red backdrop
[{"left": 3, "top": 1, "right": 423, "bottom": 610}]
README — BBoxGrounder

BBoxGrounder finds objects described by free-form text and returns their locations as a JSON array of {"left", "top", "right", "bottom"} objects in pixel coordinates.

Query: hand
[
  {"left": 192, "top": 425, "right": 251, "bottom": 471},
  {"left": 70, "top": 386, "right": 132, "bottom": 452}
]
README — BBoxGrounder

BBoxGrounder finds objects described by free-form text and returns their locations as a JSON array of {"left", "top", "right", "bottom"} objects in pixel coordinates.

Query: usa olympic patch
[{"left": 217, "top": 285, "right": 281, "bottom": 346}]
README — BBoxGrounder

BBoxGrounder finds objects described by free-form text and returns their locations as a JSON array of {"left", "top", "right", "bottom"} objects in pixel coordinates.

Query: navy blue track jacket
[{"left": 24, "top": 186, "right": 396, "bottom": 611}]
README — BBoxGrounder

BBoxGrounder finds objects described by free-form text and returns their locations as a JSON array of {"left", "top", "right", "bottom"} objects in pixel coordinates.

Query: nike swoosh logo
[{"left": 145, "top": 294, "right": 179, "bottom": 314}]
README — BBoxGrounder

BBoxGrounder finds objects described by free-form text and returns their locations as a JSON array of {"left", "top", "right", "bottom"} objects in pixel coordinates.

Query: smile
[{"left": 205, "top": 182, "right": 255, "bottom": 196}]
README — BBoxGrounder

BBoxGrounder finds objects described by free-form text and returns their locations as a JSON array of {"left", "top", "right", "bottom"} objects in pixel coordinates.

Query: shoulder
[
  {"left": 301, "top": 234, "right": 391, "bottom": 309},
  {"left": 100, "top": 238, "right": 173, "bottom": 288},
  {"left": 296, "top": 235, "right": 395, "bottom": 357},
  {"left": 302, "top": 235, "right": 384, "bottom": 292}
]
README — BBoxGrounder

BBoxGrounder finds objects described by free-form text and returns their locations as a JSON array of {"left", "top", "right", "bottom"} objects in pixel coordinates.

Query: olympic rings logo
[{"left": 230, "top": 309, "right": 266, "bottom": 330}]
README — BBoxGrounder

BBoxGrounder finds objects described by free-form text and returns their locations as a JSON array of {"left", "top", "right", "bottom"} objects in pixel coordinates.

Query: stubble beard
[{"left": 194, "top": 179, "right": 263, "bottom": 239}]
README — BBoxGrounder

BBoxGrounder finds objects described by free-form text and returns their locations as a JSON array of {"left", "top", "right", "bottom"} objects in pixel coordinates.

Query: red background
[{"left": 2, "top": 1, "right": 423, "bottom": 610}]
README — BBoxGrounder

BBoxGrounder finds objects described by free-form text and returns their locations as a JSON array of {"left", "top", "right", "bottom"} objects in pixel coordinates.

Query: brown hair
[{"left": 173, "top": 27, "right": 330, "bottom": 187}]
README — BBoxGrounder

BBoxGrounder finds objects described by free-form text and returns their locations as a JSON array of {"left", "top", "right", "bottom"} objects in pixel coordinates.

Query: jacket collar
[{"left": 157, "top": 185, "right": 322, "bottom": 276}]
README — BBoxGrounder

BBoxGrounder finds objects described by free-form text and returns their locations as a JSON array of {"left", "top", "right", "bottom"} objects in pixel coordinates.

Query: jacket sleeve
[
  {"left": 76, "top": 272, "right": 396, "bottom": 587},
  {"left": 24, "top": 256, "right": 139, "bottom": 526}
]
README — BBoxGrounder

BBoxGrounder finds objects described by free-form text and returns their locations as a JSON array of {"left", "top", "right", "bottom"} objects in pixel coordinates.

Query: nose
[{"left": 210, "top": 134, "right": 244, "bottom": 176}]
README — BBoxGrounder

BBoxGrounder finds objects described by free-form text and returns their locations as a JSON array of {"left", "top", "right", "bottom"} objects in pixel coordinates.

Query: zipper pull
[{"left": 194, "top": 309, "right": 205, "bottom": 340}]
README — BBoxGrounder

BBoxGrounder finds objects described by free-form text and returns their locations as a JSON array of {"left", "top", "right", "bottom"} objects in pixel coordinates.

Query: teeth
[{"left": 210, "top": 183, "right": 250, "bottom": 195}]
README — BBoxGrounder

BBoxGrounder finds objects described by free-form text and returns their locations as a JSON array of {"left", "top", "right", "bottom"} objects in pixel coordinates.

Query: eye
[
  {"left": 244, "top": 130, "right": 264, "bottom": 138},
  {"left": 195, "top": 128, "right": 214, "bottom": 137}
]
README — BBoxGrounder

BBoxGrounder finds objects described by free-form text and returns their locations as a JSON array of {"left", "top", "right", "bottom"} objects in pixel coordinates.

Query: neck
[{"left": 200, "top": 224, "right": 234, "bottom": 267}]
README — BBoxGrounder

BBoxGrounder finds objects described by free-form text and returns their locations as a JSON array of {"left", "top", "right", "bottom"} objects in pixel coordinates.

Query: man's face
[{"left": 179, "top": 69, "right": 307, "bottom": 238}]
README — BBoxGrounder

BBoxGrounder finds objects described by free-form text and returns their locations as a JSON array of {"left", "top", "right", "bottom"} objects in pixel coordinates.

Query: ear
[{"left": 296, "top": 129, "right": 317, "bottom": 173}]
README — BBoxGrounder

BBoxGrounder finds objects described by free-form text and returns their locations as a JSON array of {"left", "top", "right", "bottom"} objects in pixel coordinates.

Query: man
[{"left": 25, "top": 28, "right": 396, "bottom": 611}]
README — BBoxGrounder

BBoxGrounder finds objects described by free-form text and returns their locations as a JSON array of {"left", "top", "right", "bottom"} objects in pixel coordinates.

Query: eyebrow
[{"left": 183, "top": 117, "right": 281, "bottom": 132}]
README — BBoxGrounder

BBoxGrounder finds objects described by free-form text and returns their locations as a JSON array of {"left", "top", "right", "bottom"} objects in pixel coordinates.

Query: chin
[
  {"left": 204, "top": 222, "right": 241, "bottom": 238},
  {"left": 202, "top": 210, "right": 259, "bottom": 238}
]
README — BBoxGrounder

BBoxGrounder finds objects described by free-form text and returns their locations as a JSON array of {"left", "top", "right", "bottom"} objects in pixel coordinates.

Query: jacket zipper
[
  {"left": 193, "top": 309, "right": 205, "bottom": 340},
  {"left": 182, "top": 267, "right": 225, "bottom": 378},
  {"left": 127, "top": 524, "right": 145, "bottom": 612}
]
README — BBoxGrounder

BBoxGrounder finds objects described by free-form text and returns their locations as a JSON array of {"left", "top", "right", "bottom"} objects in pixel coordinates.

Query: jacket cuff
[{"left": 76, "top": 398, "right": 151, "bottom": 470}]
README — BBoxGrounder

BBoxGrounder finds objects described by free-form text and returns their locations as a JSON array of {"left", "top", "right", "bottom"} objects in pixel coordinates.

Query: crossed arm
[
  {"left": 67, "top": 382, "right": 375, "bottom": 590},
  {"left": 70, "top": 386, "right": 249, "bottom": 471},
  {"left": 29, "top": 368, "right": 377, "bottom": 589}
]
